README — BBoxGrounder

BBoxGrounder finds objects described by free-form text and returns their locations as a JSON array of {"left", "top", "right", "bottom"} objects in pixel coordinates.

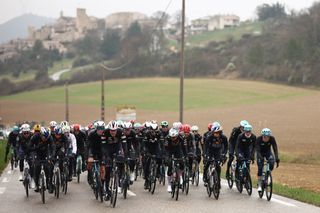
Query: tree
[
  {"left": 100, "top": 30, "right": 121, "bottom": 59},
  {"left": 257, "top": 3, "right": 287, "bottom": 21}
]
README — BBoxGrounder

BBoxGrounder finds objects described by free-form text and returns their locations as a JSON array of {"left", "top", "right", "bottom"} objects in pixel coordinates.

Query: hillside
[{"left": 0, "top": 14, "right": 55, "bottom": 44}]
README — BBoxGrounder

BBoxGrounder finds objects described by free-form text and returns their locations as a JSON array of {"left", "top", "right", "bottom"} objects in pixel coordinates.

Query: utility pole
[
  {"left": 65, "top": 82, "right": 69, "bottom": 122},
  {"left": 179, "top": 0, "right": 186, "bottom": 123},
  {"left": 101, "top": 68, "right": 105, "bottom": 121}
]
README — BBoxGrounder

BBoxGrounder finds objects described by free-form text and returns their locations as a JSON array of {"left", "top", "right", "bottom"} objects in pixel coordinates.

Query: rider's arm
[
  {"left": 70, "top": 133, "right": 77, "bottom": 155},
  {"left": 235, "top": 134, "right": 241, "bottom": 158},
  {"left": 222, "top": 135, "right": 228, "bottom": 156},
  {"left": 255, "top": 137, "right": 263, "bottom": 159},
  {"left": 271, "top": 136, "right": 279, "bottom": 160}
]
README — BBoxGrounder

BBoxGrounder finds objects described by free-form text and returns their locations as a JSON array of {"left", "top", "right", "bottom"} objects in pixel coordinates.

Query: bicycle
[
  {"left": 91, "top": 160, "right": 103, "bottom": 202},
  {"left": 235, "top": 159, "right": 252, "bottom": 196},
  {"left": 147, "top": 155, "right": 157, "bottom": 194},
  {"left": 258, "top": 160, "right": 273, "bottom": 201},
  {"left": 61, "top": 157, "right": 69, "bottom": 195},
  {"left": 191, "top": 157, "right": 200, "bottom": 187},
  {"left": 227, "top": 157, "right": 236, "bottom": 189},
  {"left": 52, "top": 157, "right": 61, "bottom": 199},
  {"left": 159, "top": 157, "right": 166, "bottom": 186},
  {"left": 22, "top": 157, "right": 31, "bottom": 197},
  {"left": 171, "top": 157, "right": 184, "bottom": 201},
  {"left": 122, "top": 158, "right": 131, "bottom": 199},
  {"left": 76, "top": 155, "right": 82, "bottom": 183},
  {"left": 205, "top": 157, "right": 222, "bottom": 200},
  {"left": 109, "top": 155, "right": 121, "bottom": 208},
  {"left": 37, "top": 159, "right": 48, "bottom": 204},
  {"left": 10, "top": 148, "right": 18, "bottom": 170},
  {"left": 182, "top": 155, "right": 192, "bottom": 195}
]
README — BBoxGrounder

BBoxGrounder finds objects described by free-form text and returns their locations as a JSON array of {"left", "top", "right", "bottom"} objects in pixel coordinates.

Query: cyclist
[
  {"left": 49, "top": 121, "right": 57, "bottom": 136},
  {"left": 4, "top": 125, "right": 19, "bottom": 166},
  {"left": 235, "top": 124, "right": 256, "bottom": 179},
  {"left": 159, "top": 121, "right": 170, "bottom": 175},
  {"left": 165, "top": 128, "right": 186, "bottom": 193},
  {"left": 203, "top": 122, "right": 228, "bottom": 188},
  {"left": 182, "top": 124, "right": 196, "bottom": 173},
  {"left": 123, "top": 122, "right": 137, "bottom": 183},
  {"left": 256, "top": 128, "right": 280, "bottom": 192},
  {"left": 17, "top": 124, "right": 33, "bottom": 181},
  {"left": 73, "top": 124, "right": 87, "bottom": 172},
  {"left": 62, "top": 125, "right": 77, "bottom": 181},
  {"left": 29, "top": 127, "right": 55, "bottom": 193},
  {"left": 226, "top": 120, "right": 249, "bottom": 179},
  {"left": 191, "top": 125, "right": 202, "bottom": 164},
  {"left": 203, "top": 123, "right": 213, "bottom": 151},
  {"left": 143, "top": 122, "right": 161, "bottom": 190},
  {"left": 52, "top": 125, "right": 69, "bottom": 182}
]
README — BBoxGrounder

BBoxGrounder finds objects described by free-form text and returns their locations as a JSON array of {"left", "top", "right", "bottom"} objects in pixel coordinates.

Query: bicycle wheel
[
  {"left": 266, "top": 172, "right": 273, "bottom": 201},
  {"left": 258, "top": 187, "right": 264, "bottom": 198},
  {"left": 11, "top": 156, "right": 14, "bottom": 170},
  {"left": 150, "top": 166, "right": 157, "bottom": 194},
  {"left": 236, "top": 178, "right": 243, "bottom": 193},
  {"left": 213, "top": 170, "right": 220, "bottom": 200},
  {"left": 171, "top": 181, "right": 175, "bottom": 198},
  {"left": 227, "top": 170, "right": 234, "bottom": 189},
  {"left": 55, "top": 172, "right": 60, "bottom": 199},
  {"left": 110, "top": 172, "right": 118, "bottom": 208},
  {"left": 123, "top": 173, "right": 128, "bottom": 199},
  {"left": 175, "top": 181, "right": 179, "bottom": 201},
  {"left": 195, "top": 162, "right": 199, "bottom": 187},
  {"left": 245, "top": 171, "right": 252, "bottom": 196},
  {"left": 207, "top": 173, "right": 212, "bottom": 197},
  {"left": 64, "top": 171, "right": 68, "bottom": 195},
  {"left": 40, "top": 175, "right": 45, "bottom": 204},
  {"left": 24, "top": 176, "right": 29, "bottom": 197},
  {"left": 134, "top": 161, "right": 139, "bottom": 181},
  {"left": 185, "top": 169, "right": 189, "bottom": 195}
]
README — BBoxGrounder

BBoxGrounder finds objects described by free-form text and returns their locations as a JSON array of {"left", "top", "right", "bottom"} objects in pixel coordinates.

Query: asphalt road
[
  {"left": 50, "top": 68, "right": 70, "bottom": 81},
  {"left": 0, "top": 164, "right": 319, "bottom": 213}
]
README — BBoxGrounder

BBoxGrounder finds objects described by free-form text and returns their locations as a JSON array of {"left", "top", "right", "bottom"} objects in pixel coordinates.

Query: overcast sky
[{"left": 1, "top": 0, "right": 318, "bottom": 24}]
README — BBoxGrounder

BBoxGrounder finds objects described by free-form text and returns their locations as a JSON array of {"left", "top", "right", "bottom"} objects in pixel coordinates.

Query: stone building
[{"left": 191, "top": 15, "right": 240, "bottom": 34}]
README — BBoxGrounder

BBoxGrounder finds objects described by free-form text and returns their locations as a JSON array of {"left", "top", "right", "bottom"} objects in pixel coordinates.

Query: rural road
[
  {"left": 50, "top": 68, "right": 70, "bottom": 81},
  {"left": 0, "top": 164, "right": 319, "bottom": 213}
]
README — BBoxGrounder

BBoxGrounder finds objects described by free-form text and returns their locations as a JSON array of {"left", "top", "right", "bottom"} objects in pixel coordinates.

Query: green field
[
  {"left": 0, "top": 140, "right": 7, "bottom": 175},
  {"left": 0, "top": 78, "right": 314, "bottom": 111}
]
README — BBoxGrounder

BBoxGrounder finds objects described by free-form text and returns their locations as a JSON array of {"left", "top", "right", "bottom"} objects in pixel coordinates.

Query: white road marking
[
  {"left": 272, "top": 198, "right": 297, "bottom": 207},
  {"left": 127, "top": 190, "right": 137, "bottom": 197},
  {"left": 0, "top": 187, "right": 6, "bottom": 194},
  {"left": 2, "top": 177, "right": 9, "bottom": 183}
]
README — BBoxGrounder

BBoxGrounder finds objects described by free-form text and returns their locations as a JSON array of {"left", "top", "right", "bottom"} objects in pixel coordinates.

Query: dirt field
[{"left": 1, "top": 90, "right": 320, "bottom": 192}]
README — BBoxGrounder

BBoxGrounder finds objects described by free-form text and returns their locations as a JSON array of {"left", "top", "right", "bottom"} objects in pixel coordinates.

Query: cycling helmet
[
  {"left": 40, "top": 127, "right": 50, "bottom": 139},
  {"left": 116, "top": 120, "right": 124, "bottom": 129},
  {"left": 191, "top": 125, "right": 199, "bottom": 132},
  {"left": 211, "top": 121, "right": 223, "bottom": 132},
  {"left": 54, "top": 125, "right": 63, "bottom": 135},
  {"left": 145, "top": 121, "right": 152, "bottom": 129},
  {"left": 108, "top": 120, "right": 118, "bottom": 131},
  {"left": 20, "top": 124, "right": 30, "bottom": 132},
  {"left": 49, "top": 121, "right": 57, "bottom": 128},
  {"left": 261, "top": 128, "right": 272, "bottom": 136},
  {"left": 123, "top": 122, "right": 132, "bottom": 129},
  {"left": 73, "top": 124, "right": 80, "bottom": 131},
  {"left": 33, "top": 124, "right": 41, "bottom": 132},
  {"left": 134, "top": 123, "right": 142, "bottom": 129},
  {"left": 12, "top": 125, "right": 20, "bottom": 133},
  {"left": 160, "top": 121, "right": 169, "bottom": 127},
  {"left": 183, "top": 124, "right": 191, "bottom": 133},
  {"left": 62, "top": 125, "right": 71, "bottom": 134},
  {"left": 151, "top": 120, "right": 157, "bottom": 124},
  {"left": 60, "top": 121, "right": 69, "bottom": 127},
  {"left": 240, "top": 120, "right": 249, "bottom": 127},
  {"left": 150, "top": 123, "right": 158, "bottom": 131},
  {"left": 173, "top": 122, "right": 182, "bottom": 130},
  {"left": 95, "top": 121, "right": 105, "bottom": 131},
  {"left": 244, "top": 124, "right": 253, "bottom": 132},
  {"left": 207, "top": 123, "right": 213, "bottom": 131},
  {"left": 169, "top": 128, "right": 179, "bottom": 137}
]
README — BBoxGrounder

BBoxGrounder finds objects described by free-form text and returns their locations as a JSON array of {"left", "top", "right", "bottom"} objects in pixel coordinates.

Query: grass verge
[{"left": 0, "top": 140, "right": 7, "bottom": 175}]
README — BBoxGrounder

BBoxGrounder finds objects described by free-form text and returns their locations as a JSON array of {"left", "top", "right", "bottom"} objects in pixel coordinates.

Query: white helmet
[
  {"left": 116, "top": 120, "right": 124, "bottom": 128},
  {"left": 21, "top": 123, "right": 31, "bottom": 132},
  {"left": 94, "top": 121, "right": 106, "bottom": 130},
  {"left": 169, "top": 128, "right": 179, "bottom": 137},
  {"left": 172, "top": 122, "right": 182, "bottom": 130},
  {"left": 50, "top": 121, "right": 57, "bottom": 127},
  {"left": 150, "top": 123, "right": 158, "bottom": 131},
  {"left": 191, "top": 125, "right": 199, "bottom": 132},
  {"left": 240, "top": 120, "right": 249, "bottom": 127},
  {"left": 145, "top": 121, "right": 152, "bottom": 128},
  {"left": 60, "top": 121, "right": 69, "bottom": 127},
  {"left": 211, "top": 121, "right": 223, "bottom": 132},
  {"left": 107, "top": 120, "right": 118, "bottom": 130},
  {"left": 62, "top": 125, "right": 71, "bottom": 134},
  {"left": 123, "top": 122, "right": 132, "bottom": 129}
]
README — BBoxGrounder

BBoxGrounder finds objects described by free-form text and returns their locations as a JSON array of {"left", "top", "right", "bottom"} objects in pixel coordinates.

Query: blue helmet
[
  {"left": 54, "top": 125, "right": 63, "bottom": 135},
  {"left": 261, "top": 128, "right": 272, "bottom": 136},
  {"left": 240, "top": 120, "right": 249, "bottom": 127},
  {"left": 244, "top": 124, "right": 253, "bottom": 132},
  {"left": 41, "top": 127, "right": 50, "bottom": 139}
]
